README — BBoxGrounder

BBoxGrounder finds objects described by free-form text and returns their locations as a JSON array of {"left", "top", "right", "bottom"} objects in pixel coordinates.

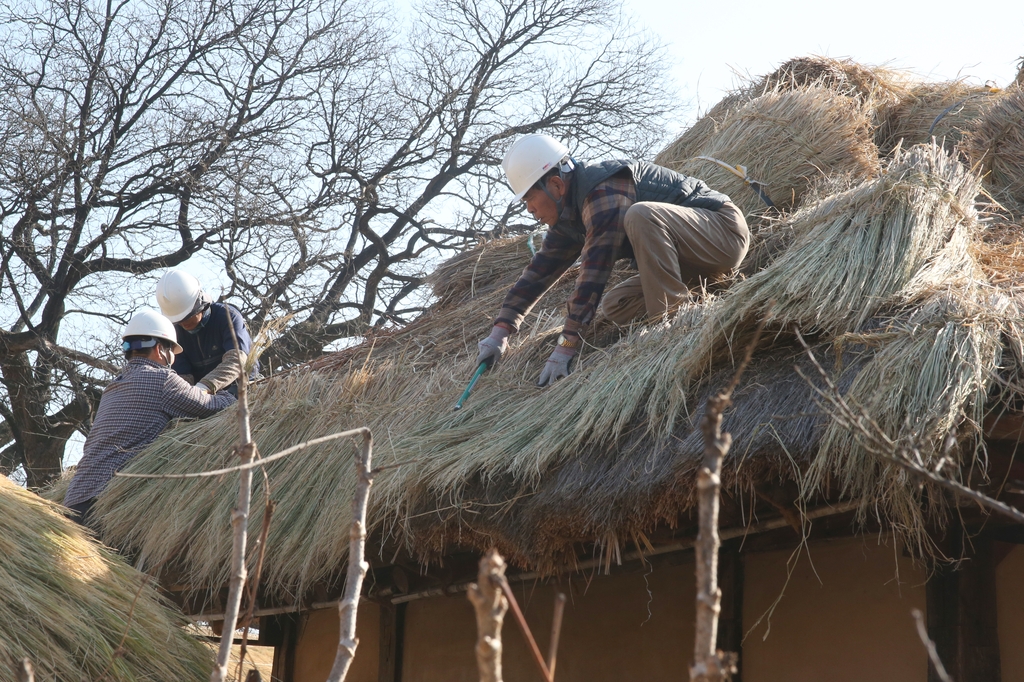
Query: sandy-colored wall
[
  {"left": 401, "top": 556, "right": 697, "bottom": 682},
  {"left": 292, "top": 535, "right": 1017, "bottom": 681},
  {"left": 998, "top": 544, "right": 1024, "bottom": 682},
  {"left": 294, "top": 602, "right": 380, "bottom": 682},
  {"left": 743, "top": 536, "right": 928, "bottom": 682}
]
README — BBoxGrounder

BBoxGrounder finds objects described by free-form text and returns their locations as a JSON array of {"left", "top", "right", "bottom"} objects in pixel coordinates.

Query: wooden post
[
  {"left": 266, "top": 614, "right": 298, "bottom": 682},
  {"left": 378, "top": 602, "right": 406, "bottom": 682},
  {"left": 927, "top": 530, "right": 1002, "bottom": 682}
]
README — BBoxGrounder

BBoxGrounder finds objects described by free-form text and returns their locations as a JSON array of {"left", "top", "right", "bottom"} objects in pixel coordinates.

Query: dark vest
[{"left": 553, "top": 159, "right": 730, "bottom": 244}]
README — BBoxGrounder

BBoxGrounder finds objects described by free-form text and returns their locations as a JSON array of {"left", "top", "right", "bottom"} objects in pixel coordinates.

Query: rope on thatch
[
  {"left": 964, "top": 87, "right": 1024, "bottom": 214},
  {"left": 0, "top": 478, "right": 212, "bottom": 682}
]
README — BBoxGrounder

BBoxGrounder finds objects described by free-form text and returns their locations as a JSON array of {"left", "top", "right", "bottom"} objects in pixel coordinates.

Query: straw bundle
[
  {"left": 964, "top": 87, "right": 1024, "bottom": 213},
  {"left": 655, "top": 56, "right": 907, "bottom": 172},
  {"left": 0, "top": 478, "right": 212, "bottom": 681},
  {"left": 876, "top": 81, "right": 1001, "bottom": 154},
  {"left": 90, "top": 146, "right": 1016, "bottom": 588},
  {"left": 670, "top": 86, "right": 879, "bottom": 215},
  {"left": 809, "top": 287, "right": 1008, "bottom": 552},
  {"left": 755, "top": 56, "right": 908, "bottom": 106}
]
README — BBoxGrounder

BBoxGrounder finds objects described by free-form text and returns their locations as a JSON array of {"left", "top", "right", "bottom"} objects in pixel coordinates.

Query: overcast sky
[{"left": 629, "top": 0, "right": 1023, "bottom": 134}]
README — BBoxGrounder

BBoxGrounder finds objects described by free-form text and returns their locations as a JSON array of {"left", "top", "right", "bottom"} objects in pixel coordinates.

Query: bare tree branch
[
  {"left": 468, "top": 549, "right": 509, "bottom": 682},
  {"left": 326, "top": 428, "right": 374, "bottom": 682}
]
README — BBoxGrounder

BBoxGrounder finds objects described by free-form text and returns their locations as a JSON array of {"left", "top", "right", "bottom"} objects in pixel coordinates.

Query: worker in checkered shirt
[
  {"left": 477, "top": 134, "right": 749, "bottom": 386},
  {"left": 64, "top": 310, "right": 236, "bottom": 527}
]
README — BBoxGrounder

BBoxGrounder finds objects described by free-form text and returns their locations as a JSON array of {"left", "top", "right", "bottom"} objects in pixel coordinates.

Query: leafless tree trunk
[
  {"left": 691, "top": 321, "right": 766, "bottom": 682},
  {"left": 327, "top": 428, "right": 374, "bottom": 682},
  {"left": 692, "top": 394, "right": 738, "bottom": 682},
  {"left": 212, "top": 369, "right": 256, "bottom": 682},
  {"left": 468, "top": 549, "right": 509, "bottom": 682}
]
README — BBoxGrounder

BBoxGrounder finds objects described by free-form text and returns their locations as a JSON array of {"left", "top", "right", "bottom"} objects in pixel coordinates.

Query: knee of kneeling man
[{"left": 624, "top": 202, "right": 657, "bottom": 235}]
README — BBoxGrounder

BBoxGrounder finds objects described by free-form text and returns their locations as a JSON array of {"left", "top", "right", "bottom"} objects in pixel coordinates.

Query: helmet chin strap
[
  {"left": 540, "top": 183, "right": 563, "bottom": 217},
  {"left": 539, "top": 158, "right": 575, "bottom": 219}
]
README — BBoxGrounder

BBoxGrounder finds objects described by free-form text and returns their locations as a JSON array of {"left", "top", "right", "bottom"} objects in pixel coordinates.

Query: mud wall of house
[
  {"left": 998, "top": 545, "right": 1024, "bottom": 682},
  {"left": 398, "top": 537, "right": 929, "bottom": 682},
  {"left": 400, "top": 553, "right": 697, "bottom": 682},
  {"left": 290, "top": 536, "right": 1024, "bottom": 682},
  {"left": 742, "top": 536, "right": 927, "bottom": 682},
  {"left": 293, "top": 601, "right": 380, "bottom": 682}
]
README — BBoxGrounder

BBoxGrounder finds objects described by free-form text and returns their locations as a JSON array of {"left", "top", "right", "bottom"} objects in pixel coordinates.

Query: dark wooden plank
[
  {"left": 717, "top": 541, "right": 744, "bottom": 682},
  {"left": 927, "top": 531, "right": 1002, "bottom": 682},
  {"left": 266, "top": 614, "right": 298, "bottom": 682}
]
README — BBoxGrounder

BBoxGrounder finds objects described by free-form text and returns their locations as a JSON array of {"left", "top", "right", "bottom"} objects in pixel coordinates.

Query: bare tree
[
  {"left": 1, "top": 0, "right": 675, "bottom": 486},
  {"left": 0, "top": 0, "right": 385, "bottom": 486}
]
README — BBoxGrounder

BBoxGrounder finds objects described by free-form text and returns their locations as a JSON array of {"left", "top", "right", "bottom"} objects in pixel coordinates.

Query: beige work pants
[{"left": 599, "top": 201, "right": 749, "bottom": 323}]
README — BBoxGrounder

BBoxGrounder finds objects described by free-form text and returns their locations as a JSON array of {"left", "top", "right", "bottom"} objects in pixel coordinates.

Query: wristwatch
[{"left": 557, "top": 334, "right": 580, "bottom": 349}]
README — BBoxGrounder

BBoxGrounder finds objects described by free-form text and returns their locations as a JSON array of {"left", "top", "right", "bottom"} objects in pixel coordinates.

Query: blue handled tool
[{"left": 454, "top": 362, "right": 488, "bottom": 411}]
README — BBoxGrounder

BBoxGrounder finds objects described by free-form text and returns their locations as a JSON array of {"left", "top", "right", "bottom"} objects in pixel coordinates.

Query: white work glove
[
  {"left": 537, "top": 346, "right": 577, "bottom": 387},
  {"left": 476, "top": 325, "right": 510, "bottom": 368},
  {"left": 195, "top": 382, "right": 213, "bottom": 394}
]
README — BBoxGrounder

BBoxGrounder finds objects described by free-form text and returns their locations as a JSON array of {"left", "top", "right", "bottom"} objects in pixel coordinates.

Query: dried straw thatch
[
  {"left": 964, "top": 87, "right": 1024, "bottom": 213},
  {"left": 668, "top": 86, "right": 879, "bottom": 215},
  {"left": 0, "top": 477, "right": 212, "bottom": 681},
  {"left": 876, "top": 81, "right": 1002, "bottom": 154},
  {"left": 655, "top": 56, "right": 906, "bottom": 183},
  {"left": 84, "top": 143, "right": 1022, "bottom": 598}
]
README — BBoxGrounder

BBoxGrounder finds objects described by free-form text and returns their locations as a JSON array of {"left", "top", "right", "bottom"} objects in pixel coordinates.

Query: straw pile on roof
[
  {"left": 0, "top": 477, "right": 212, "bottom": 681},
  {"left": 876, "top": 81, "right": 1002, "bottom": 154},
  {"left": 655, "top": 56, "right": 906, "bottom": 172},
  {"left": 84, "top": 142, "right": 1022, "bottom": 596},
  {"left": 667, "top": 86, "right": 880, "bottom": 215},
  {"left": 964, "top": 87, "right": 1024, "bottom": 213}
]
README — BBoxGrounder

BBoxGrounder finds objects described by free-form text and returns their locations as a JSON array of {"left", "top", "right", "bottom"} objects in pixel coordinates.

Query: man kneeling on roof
[
  {"left": 477, "top": 134, "right": 750, "bottom": 386},
  {"left": 156, "top": 269, "right": 258, "bottom": 397},
  {"left": 64, "top": 310, "right": 236, "bottom": 527}
]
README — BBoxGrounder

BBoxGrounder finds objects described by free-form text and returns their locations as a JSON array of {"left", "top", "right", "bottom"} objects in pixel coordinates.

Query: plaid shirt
[
  {"left": 64, "top": 358, "right": 235, "bottom": 506},
  {"left": 497, "top": 171, "right": 637, "bottom": 336}
]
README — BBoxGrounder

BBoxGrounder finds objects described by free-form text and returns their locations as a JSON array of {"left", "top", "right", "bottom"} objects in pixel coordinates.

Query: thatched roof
[
  {"left": 74, "top": 133, "right": 1024, "bottom": 602},
  {"left": 0, "top": 477, "right": 212, "bottom": 681}
]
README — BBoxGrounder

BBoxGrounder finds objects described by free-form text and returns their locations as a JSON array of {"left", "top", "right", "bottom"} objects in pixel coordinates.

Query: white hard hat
[
  {"left": 123, "top": 309, "right": 184, "bottom": 354},
  {"left": 502, "top": 134, "right": 571, "bottom": 201},
  {"left": 156, "top": 269, "right": 203, "bottom": 323}
]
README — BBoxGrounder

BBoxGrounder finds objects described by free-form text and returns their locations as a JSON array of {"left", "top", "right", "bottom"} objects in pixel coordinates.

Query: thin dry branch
[
  {"left": 497, "top": 575, "right": 553, "bottom": 682},
  {"left": 468, "top": 549, "right": 509, "bottom": 682},
  {"left": 237, "top": 474, "right": 276, "bottom": 682},
  {"left": 691, "top": 316, "right": 766, "bottom": 682},
  {"left": 213, "top": 328, "right": 257, "bottom": 682},
  {"left": 912, "top": 608, "right": 952, "bottom": 682},
  {"left": 548, "top": 593, "right": 566, "bottom": 679},
  {"left": 794, "top": 327, "right": 1024, "bottom": 526},
  {"left": 326, "top": 428, "right": 374, "bottom": 682},
  {"left": 16, "top": 659, "right": 33, "bottom": 682},
  {"left": 115, "top": 431, "right": 373, "bottom": 479}
]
